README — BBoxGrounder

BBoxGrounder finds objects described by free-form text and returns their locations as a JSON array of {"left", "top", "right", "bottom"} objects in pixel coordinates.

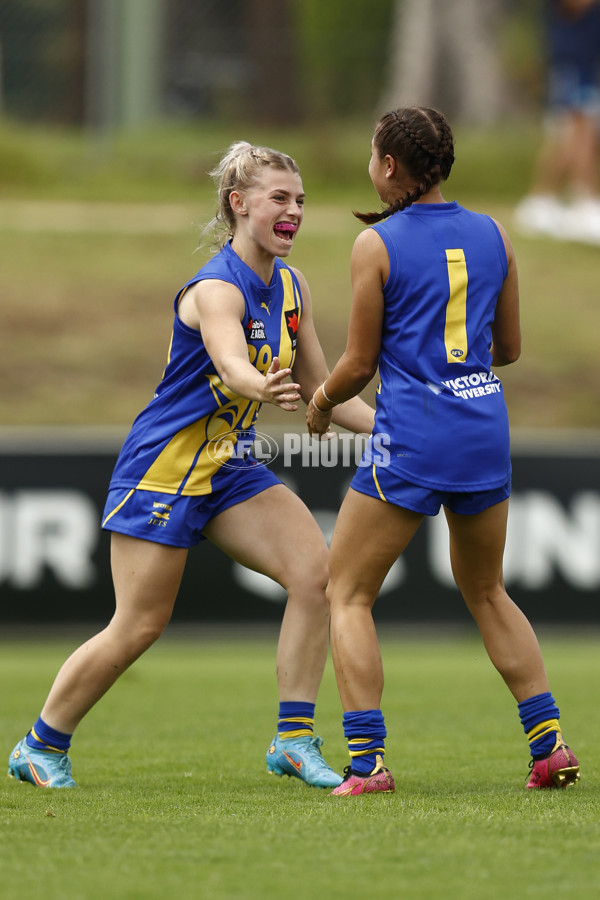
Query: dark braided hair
[{"left": 355, "top": 107, "right": 455, "bottom": 225}]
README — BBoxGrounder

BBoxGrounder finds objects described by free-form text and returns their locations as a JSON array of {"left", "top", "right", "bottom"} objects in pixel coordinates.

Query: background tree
[{"left": 381, "top": 0, "right": 511, "bottom": 122}]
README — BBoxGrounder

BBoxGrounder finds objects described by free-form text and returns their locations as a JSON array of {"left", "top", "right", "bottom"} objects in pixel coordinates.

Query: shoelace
[
  {"left": 528, "top": 744, "right": 559, "bottom": 771},
  {"left": 304, "top": 735, "right": 325, "bottom": 758},
  {"left": 301, "top": 735, "right": 339, "bottom": 772},
  {"left": 58, "top": 754, "right": 72, "bottom": 772}
]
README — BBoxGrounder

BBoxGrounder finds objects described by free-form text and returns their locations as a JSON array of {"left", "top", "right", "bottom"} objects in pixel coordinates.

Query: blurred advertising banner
[{"left": 0, "top": 428, "right": 599, "bottom": 625}]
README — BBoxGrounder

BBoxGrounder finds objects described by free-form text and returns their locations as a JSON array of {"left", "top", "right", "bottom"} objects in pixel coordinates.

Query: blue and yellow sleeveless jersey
[
  {"left": 369, "top": 201, "right": 511, "bottom": 491},
  {"left": 108, "top": 241, "right": 302, "bottom": 496}
]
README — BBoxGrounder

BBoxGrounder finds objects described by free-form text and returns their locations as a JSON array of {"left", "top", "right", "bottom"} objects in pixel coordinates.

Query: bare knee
[
  {"left": 282, "top": 544, "right": 329, "bottom": 606},
  {"left": 459, "top": 579, "right": 508, "bottom": 614},
  {"left": 326, "top": 575, "right": 376, "bottom": 615},
  {"left": 137, "top": 614, "right": 171, "bottom": 649},
  {"left": 108, "top": 609, "right": 171, "bottom": 658}
]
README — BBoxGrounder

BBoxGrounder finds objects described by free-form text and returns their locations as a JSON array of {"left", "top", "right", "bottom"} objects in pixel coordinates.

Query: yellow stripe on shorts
[
  {"left": 372, "top": 465, "right": 387, "bottom": 502},
  {"left": 102, "top": 489, "right": 135, "bottom": 527}
]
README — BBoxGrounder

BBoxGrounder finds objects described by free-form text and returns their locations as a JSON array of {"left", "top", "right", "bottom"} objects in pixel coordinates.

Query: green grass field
[{"left": 1, "top": 631, "right": 597, "bottom": 899}]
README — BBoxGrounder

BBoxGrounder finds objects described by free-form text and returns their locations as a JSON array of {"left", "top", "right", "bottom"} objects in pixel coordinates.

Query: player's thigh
[
  {"left": 202, "top": 483, "right": 328, "bottom": 588},
  {"left": 444, "top": 499, "right": 508, "bottom": 593},
  {"left": 110, "top": 532, "right": 188, "bottom": 621},
  {"left": 328, "top": 488, "right": 423, "bottom": 600}
]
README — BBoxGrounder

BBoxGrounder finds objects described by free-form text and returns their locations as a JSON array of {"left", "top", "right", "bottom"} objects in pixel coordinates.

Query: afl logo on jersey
[
  {"left": 285, "top": 308, "right": 299, "bottom": 350},
  {"left": 246, "top": 317, "right": 267, "bottom": 341},
  {"left": 450, "top": 348, "right": 464, "bottom": 358}
]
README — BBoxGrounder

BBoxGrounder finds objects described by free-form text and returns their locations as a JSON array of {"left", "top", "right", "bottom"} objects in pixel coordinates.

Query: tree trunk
[
  {"left": 381, "top": 0, "right": 509, "bottom": 123},
  {"left": 243, "top": 0, "right": 301, "bottom": 124}
]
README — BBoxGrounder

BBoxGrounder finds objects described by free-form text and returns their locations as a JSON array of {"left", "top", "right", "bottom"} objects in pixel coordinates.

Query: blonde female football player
[
  {"left": 306, "top": 106, "right": 580, "bottom": 796},
  {"left": 8, "top": 142, "right": 374, "bottom": 790}
]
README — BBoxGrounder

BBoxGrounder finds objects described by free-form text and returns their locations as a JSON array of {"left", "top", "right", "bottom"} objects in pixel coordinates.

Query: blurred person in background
[
  {"left": 7, "top": 142, "right": 374, "bottom": 791},
  {"left": 515, "top": 0, "right": 600, "bottom": 242},
  {"left": 307, "top": 106, "right": 580, "bottom": 796}
]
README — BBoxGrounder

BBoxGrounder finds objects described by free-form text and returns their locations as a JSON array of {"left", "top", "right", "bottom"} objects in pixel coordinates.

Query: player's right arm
[
  {"left": 306, "top": 228, "right": 386, "bottom": 436},
  {"left": 178, "top": 278, "right": 301, "bottom": 411},
  {"left": 490, "top": 221, "right": 521, "bottom": 367}
]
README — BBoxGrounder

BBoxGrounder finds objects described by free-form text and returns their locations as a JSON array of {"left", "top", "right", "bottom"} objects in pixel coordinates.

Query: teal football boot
[
  {"left": 266, "top": 733, "right": 343, "bottom": 788},
  {"left": 8, "top": 737, "right": 77, "bottom": 788}
]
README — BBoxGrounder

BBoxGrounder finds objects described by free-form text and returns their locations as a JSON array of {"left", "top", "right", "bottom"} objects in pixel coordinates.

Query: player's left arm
[
  {"left": 290, "top": 266, "right": 375, "bottom": 434},
  {"left": 490, "top": 220, "right": 521, "bottom": 367}
]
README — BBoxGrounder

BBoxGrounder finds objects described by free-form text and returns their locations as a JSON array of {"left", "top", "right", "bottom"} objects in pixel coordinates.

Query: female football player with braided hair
[
  {"left": 306, "top": 106, "right": 580, "bottom": 796},
  {"left": 8, "top": 141, "right": 374, "bottom": 790}
]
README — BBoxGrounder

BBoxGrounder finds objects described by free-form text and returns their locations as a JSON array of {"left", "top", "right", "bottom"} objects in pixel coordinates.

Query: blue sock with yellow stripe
[
  {"left": 277, "top": 702, "right": 315, "bottom": 739},
  {"left": 518, "top": 692, "right": 561, "bottom": 760},
  {"left": 26, "top": 716, "right": 71, "bottom": 753},
  {"left": 343, "top": 709, "right": 386, "bottom": 775}
]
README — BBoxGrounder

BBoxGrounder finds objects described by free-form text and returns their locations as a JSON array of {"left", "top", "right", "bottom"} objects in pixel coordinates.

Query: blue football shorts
[
  {"left": 547, "top": 62, "right": 600, "bottom": 114},
  {"left": 102, "top": 463, "right": 281, "bottom": 548},
  {"left": 350, "top": 462, "right": 511, "bottom": 517}
]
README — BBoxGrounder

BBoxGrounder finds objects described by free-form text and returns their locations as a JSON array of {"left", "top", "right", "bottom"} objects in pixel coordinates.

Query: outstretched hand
[{"left": 263, "top": 357, "right": 301, "bottom": 411}]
